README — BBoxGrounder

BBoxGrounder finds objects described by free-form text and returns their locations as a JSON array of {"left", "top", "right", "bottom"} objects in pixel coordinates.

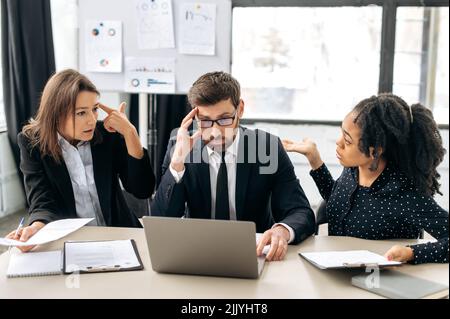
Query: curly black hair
[{"left": 353, "top": 93, "right": 446, "bottom": 197}]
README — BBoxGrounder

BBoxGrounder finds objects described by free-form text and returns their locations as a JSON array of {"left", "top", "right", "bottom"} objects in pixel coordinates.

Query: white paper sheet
[
  {"left": 179, "top": 3, "right": 216, "bottom": 55},
  {"left": 135, "top": 0, "right": 175, "bottom": 50},
  {"left": 0, "top": 218, "right": 94, "bottom": 247},
  {"left": 85, "top": 20, "right": 122, "bottom": 73},
  {"left": 124, "top": 57, "right": 175, "bottom": 93},
  {"left": 64, "top": 240, "right": 141, "bottom": 273},
  {"left": 300, "top": 250, "right": 402, "bottom": 269}
]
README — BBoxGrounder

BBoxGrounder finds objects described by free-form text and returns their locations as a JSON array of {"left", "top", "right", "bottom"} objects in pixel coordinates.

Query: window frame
[
  {"left": 232, "top": 0, "right": 450, "bottom": 129},
  {"left": 0, "top": 4, "right": 5, "bottom": 134}
]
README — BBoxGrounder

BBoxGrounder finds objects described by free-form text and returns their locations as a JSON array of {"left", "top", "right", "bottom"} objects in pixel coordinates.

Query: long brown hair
[{"left": 22, "top": 69, "right": 99, "bottom": 162}]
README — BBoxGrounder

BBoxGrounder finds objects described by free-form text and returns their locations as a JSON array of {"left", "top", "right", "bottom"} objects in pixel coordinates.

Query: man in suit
[{"left": 151, "top": 72, "right": 315, "bottom": 261}]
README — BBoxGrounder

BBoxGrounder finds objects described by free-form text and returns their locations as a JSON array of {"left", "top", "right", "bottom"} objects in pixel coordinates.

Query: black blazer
[
  {"left": 151, "top": 127, "right": 315, "bottom": 244},
  {"left": 18, "top": 122, "right": 155, "bottom": 228}
]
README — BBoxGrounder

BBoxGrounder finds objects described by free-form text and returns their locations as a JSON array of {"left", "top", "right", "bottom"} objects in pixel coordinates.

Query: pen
[{"left": 8, "top": 216, "right": 25, "bottom": 254}]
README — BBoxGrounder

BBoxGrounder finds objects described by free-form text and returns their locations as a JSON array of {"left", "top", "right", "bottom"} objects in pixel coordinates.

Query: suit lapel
[
  {"left": 236, "top": 163, "right": 252, "bottom": 221},
  {"left": 91, "top": 139, "right": 112, "bottom": 225},
  {"left": 44, "top": 156, "right": 76, "bottom": 216},
  {"left": 235, "top": 127, "right": 253, "bottom": 220},
  {"left": 191, "top": 140, "right": 211, "bottom": 219},
  {"left": 198, "top": 161, "right": 212, "bottom": 218}
]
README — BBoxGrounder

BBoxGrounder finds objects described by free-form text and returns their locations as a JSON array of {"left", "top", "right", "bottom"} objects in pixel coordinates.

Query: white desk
[{"left": 0, "top": 226, "right": 448, "bottom": 298}]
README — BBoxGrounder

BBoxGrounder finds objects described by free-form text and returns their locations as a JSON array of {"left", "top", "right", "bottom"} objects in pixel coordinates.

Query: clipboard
[
  {"left": 63, "top": 239, "right": 144, "bottom": 274},
  {"left": 299, "top": 250, "right": 402, "bottom": 270}
]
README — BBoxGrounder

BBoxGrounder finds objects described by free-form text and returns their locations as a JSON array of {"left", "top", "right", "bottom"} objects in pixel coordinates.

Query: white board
[{"left": 78, "top": 0, "right": 231, "bottom": 94}]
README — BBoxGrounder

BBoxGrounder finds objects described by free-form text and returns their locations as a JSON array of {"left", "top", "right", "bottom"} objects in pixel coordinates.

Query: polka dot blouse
[{"left": 310, "top": 163, "right": 449, "bottom": 264}]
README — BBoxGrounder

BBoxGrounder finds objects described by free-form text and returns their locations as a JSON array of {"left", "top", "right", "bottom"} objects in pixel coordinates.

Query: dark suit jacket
[
  {"left": 151, "top": 127, "right": 315, "bottom": 244},
  {"left": 18, "top": 122, "right": 155, "bottom": 228}
]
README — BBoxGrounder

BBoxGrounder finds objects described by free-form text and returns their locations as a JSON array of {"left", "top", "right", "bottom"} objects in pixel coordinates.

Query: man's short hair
[{"left": 188, "top": 71, "right": 241, "bottom": 109}]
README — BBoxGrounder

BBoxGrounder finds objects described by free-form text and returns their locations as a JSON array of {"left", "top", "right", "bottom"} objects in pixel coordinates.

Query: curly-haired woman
[{"left": 283, "top": 93, "right": 448, "bottom": 264}]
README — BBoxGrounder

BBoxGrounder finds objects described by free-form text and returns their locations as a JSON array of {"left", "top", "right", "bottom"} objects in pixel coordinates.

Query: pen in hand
[{"left": 8, "top": 216, "right": 25, "bottom": 254}]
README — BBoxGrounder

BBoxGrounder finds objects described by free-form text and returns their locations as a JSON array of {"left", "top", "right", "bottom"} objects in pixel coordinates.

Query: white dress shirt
[
  {"left": 169, "top": 130, "right": 295, "bottom": 243},
  {"left": 58, "top": 134, "right": 105, "bottom": 226}
]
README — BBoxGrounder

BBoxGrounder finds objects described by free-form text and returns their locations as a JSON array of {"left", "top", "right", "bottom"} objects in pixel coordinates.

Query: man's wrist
[
  {"left": 274, "top": 225, "right": 290, "bottom": 242},
  {"left": 170, "top": 161, "right": 185, "bottom": 172}
]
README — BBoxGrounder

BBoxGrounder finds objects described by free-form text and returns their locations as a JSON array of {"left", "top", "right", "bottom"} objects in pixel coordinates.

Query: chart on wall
[
  {"left": 125, "top": 57, "right": 175, "bottom": 93},
  {"left": 135, "top": 0, "right": 175, "bottom": 50},
  {"left": 78, "top": 0, "right": 231, "bottom": 94},
  {"left": 179, "top": 3, "right": 216, "bottom": 55},
  {"left": 85, "top": 20, "right": 123, "bottom": 73}
]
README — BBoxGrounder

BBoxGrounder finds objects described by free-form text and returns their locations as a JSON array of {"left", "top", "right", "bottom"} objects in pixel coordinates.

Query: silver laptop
[{"left": 142, "top": 216, "right": 266, "bottom": 279}]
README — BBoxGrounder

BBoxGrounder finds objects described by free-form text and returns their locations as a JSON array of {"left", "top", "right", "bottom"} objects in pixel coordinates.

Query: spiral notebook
[{"left": 7, "top": 251, "right": 62, "bottom": 278}]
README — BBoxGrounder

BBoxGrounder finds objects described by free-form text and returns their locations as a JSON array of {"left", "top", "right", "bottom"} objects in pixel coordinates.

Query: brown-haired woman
[{"left": 6, "top": 69, "right": 155, "bottom": 252}]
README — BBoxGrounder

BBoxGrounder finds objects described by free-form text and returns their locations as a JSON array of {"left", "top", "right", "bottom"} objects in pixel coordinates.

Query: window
[
  {"left": 0, "top": 0, "right": 80, "bottom": 132},
  {"left": 232, "top": 7, "right": 382, "bottom": 122},
  {"left": 232, "top": 2, "right": 449, "bottom": 124},
  {"left": 0, "top": 80, "right": 5, "bottom": 131},
  {"left": 394, "top": 7, "right": 449, "bottom": 124},
  {"left": 50, "top": 0, "right": 78, "bottom": 71},
  {"left": 0, "top": 5, "right": 6, "bottom": 132}
]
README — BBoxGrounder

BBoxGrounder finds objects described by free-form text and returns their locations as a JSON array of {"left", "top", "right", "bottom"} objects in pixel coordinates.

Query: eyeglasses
[{"left": 196, "top": 111, "right": 238, "bottom": 128}]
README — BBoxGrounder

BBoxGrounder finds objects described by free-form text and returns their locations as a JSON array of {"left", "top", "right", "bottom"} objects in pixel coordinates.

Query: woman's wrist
[
  {"left": 30, "top": 221, "right": 45, "bottom": 231},
  {"left": 307, "top": 153, "right": 323, "bottom": 170},
  {"left": 405, "top": 246, "right": 415, "bottom": 262},
  {"left": 123, "top": 124, "right": 138, "bottom": 140},
  {"left": 123, "top": 125, "right": 144, "bottom": 159}
]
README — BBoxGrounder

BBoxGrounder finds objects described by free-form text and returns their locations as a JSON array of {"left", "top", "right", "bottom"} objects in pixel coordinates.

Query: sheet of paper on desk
[
  {"left": 64, "top": 240, "right": 141, "bottom": 273},
  {"left": 0, "top": 218, "right": 94, "bottom": 247},
  {"left": 300, "top": 250, "right": 402, "bottom": 269},
  {"left": 256, "top": 233, "right": 270, "bottom": 255}
]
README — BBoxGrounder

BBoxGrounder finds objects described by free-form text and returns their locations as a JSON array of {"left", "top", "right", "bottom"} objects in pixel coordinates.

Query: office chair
[
  {"left": 315, "top": 200, "right": 328, "bottom": 235},
  {"left": 122, "top": 189, "right": 151, "bottom": 218}
]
